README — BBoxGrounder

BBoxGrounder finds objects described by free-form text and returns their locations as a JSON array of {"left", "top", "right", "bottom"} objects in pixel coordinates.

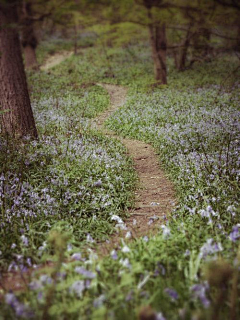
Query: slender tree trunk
[
  {"left": 23, "top": 44, "right": 38, "bottom": 69},
  {"left": 236, "top": 24, "right": 240, "bottom": 51},
  {"left": 193, "top": 27, "right": 211, "bottom": 57},
  {"left": 21, "top": 2, "right": 39, "bottom": 70},
  {"left": 173, "top": 47, "right": 179, "bottom": 69},
  {"left": 74, "top": 25, "right": 78, "bottom": 55},
  {"left": 201, "top": 28, "right": 211, "bottom": 56},
  {"left": 177, "top": 24, "right": 193, "bottom": 71},
  {"left": 0, "top": 4, "right": 38, "bottom": 138},
  {"left": 147, "top": 8, "right": 167, "bottom": 84},
  {"left": 155, "top": 23, "right": 167, "bottom": 84}
]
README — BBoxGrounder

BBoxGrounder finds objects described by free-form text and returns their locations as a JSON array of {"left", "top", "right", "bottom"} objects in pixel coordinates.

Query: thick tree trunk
[
  {"left": 147, "top": 7, "right": 167, "bottom": 84},
  {"left": 0, "top": 4, "right": 38, "bottom": 138},
  {"left": 21, "top": 2, "right": 39, "bottom": 70}
]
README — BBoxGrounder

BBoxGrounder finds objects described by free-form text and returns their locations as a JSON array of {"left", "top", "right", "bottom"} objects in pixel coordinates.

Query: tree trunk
[
  {"left": 147, "top": 8, "right": 167, "bottom": 84},
  {"left": 173, "top": 47, "right": 179, "bottom": 69},
  {"left": 21, "top": 2, "right": 39, "bottom": 70},
  {"left": 177, "top": 24, "right": 193, "bottom": 71},
  {"left": 193, "top": 27, "right": 211, "bottom": 58},
  {"left": 23, "top": 44, "right": 38, "bottom": 69},
  {"left": 74, "top": 25, "right": 78, "bottom": 55},
  {"left": 0, "top": 4, "right": 38, "bottom": 138},
  {"left": 236, "top": 24, "right": 240, "bottom": 51},
  {"left": 201, "top": 28, "right": 211, "bottom": 57}
]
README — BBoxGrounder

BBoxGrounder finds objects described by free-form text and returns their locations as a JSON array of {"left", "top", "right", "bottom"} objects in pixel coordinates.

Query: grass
[{"left": 0, "top": 42, "right": 239, "bottom": 319}]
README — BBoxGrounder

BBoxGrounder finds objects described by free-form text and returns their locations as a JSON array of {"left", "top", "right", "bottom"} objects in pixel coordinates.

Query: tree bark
[
  {"left": 0, "top": 4, "right": 38, "bottom": 138},
  {"left": 236, "top": 24, "right": 240, "bottom": 51},
  {"left": 147, "top": 8, "right": 167, "bottom": 84},
  {"left": 23, "top": 44, "right": 38, "bottom": 69},
  {"left": 74, "top": 24, "right": 78, "bottom": 55},
  {"left": 193, "top": 27, "right": 211, "bottom": 58},
  {"left": 177, "top": 24, "right": 193, "bottom": 71},
  {"left": 21, "top": 1, "right": 39, "bottom": 70}
]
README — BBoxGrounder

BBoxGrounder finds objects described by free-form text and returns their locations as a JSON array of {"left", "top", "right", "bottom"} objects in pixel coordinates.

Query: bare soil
[{"left": 40, "top": 51, "right": 73, "bottom": 71}]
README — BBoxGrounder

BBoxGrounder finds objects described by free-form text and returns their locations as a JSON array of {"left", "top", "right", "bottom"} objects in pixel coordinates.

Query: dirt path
[
  {"left": 40, "top": 51, "right": 73, "bottom": 71},
  {"left": 93, "top": 84, "right": 176, "bottom": 254}
]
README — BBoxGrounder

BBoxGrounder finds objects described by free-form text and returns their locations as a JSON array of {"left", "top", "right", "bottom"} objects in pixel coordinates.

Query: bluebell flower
[
  {"left": 199, "top": 239, "right": 223, "bottom": 259},
  {"left": 71, "top": 252, "right": 82, "bottom": 261},
  {"left": 122, "top": 245, "right": 131, "bottom": 253},
  {"left": 143, "top": 236, "right": 149, "bottom": 242},
  {"left": 229, "top": 225, "right": 240, "bottom": 242},
  {"left": 75, "top": 266, "right": 96, "bottom": 279},
  {"left": 164, "top": 288, "right": 178, "bottom": 301},
  {"left": 156, "top": 312, "right": 166, "bottom": 320},
  {"left": 161, "top": 225, "right": 171, "bottom": 239},
  {"left": 93, "top": 294, "right": 105, "bottom": 308},
  {"left": 70, "top": 280, "right": 85, "bottom": 297},
  {"left": 191, "top": 282, "right": 210, "bottom": 308},
  {"left": 21, "top": 235, "right": 28, "bottom": 246},
  {"left": 111, "top": 250, "right": 118, "bottom": 260}
]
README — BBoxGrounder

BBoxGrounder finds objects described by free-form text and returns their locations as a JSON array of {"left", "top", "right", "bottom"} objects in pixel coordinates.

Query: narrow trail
[
  {"left": 93, "top": 84, "right": 176, "bottom": 254},
  {"left": 40, "top": 51, "right": 73, "bottom": 71}
]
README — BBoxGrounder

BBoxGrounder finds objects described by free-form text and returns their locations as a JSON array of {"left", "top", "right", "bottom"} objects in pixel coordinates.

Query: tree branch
[{"left": 214, "top": 0, "right": 240, "bottom": 10}]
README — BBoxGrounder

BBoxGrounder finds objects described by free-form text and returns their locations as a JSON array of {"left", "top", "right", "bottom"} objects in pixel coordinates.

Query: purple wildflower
[
  {"left": 122, "top": 245, "right": 131, "bottom": 253},
  {"left": 29, "top": 280, "right": 42, "bottom": 290},
  {"left": 191, "top": 282, "right": 210, "bottom": 308},
  {"left": 125, "top": 290, "right": 133, "bottom": 301},
  {"left": 39, "top": 274, "right": 52, "bottom": 285},
  {"left": 143, "top": 236, "right": 149, "bottom": 242},
  {"left": 71, "top": 252, "right": 82, "bottom": 261},
  {"left": 154, "top": 263, "right": 166, "bottom": 277},
  {"left": 119, "top": 258, "right": 131, "bottom": 269},
  {"left": 86, "top": 234, "right": 95, "bottom": 243},
  {"left": 75, "top": 266, "right": 96, "bottom": 279},
  {"left": 111, "top": 250, "right": 118, "bottom": 260},
  {"left": 21, "top": 235, "right": 28, "bottom": 246},
  {"left": 93, "top": 180, "right": 102, "bottom": 187},
  {"left": 5, "top": 293, "right": 33, "bottom": 318},
  {"left": 125, "top": 231, "right": 132, "bottom": 239},
  {"left": 93, "top": 294, "right": 105, "bottom": 308},
  {"left": 199, "top": 238, "right": 223, "bottom": 258},
  {"left": 161, "top": 225, "right": 171, "bottom": 239},
  {"left": 70, "top": 280, "right": 85, "bottom": 297},
  {"left": 164, "top": 288, "right": 178, "bottom": 301},
  {"left": 229, "top": 225, "right": 240, "bottom": 242},
  {"left": 156, "top": 312, "right": 166, "bottom": 320}
]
